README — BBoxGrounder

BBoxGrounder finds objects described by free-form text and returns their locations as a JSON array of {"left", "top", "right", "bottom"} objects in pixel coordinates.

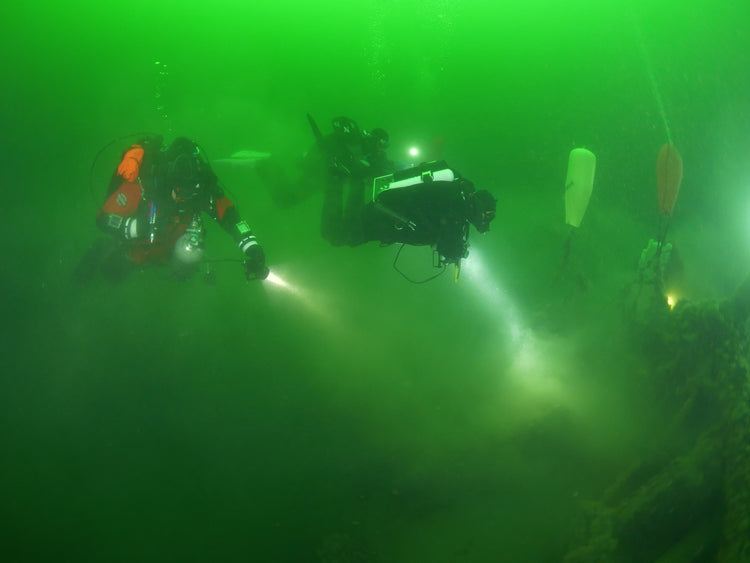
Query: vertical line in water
[{"left": 630, "top": 6, "right": 673, "bottom": 145}]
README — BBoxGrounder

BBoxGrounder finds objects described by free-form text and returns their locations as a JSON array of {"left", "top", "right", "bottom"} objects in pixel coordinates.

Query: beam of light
[
  {"left": 266, "top": 270, "right": 294, "bottom": 292},
  {"left": 461, "top": 249, "right": 526, "bottom": 345},
  {"left": 461, "top": 249, "right": 574, "bottom": 410},
  {"left": 262, "top": 267, "right": 339, "bottom": 327}
]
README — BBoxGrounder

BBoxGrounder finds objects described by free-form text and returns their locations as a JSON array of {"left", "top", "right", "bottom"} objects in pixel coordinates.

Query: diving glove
[{"left": 243, "top": 244, "right": 269, "bottom": 281}]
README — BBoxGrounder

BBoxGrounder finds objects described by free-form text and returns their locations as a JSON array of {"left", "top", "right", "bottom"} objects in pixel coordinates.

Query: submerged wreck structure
[{"left": 564, "top": 278, "right": 750, "bottom": 562}]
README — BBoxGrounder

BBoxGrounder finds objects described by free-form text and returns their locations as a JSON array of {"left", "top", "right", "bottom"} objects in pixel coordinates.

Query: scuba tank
[{"left": 173, "top": 215, "right": 205, "bottom": 264}]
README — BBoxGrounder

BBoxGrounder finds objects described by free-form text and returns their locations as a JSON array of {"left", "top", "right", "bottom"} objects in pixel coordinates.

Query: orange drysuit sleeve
[{"left": 117, "top": 145, "right": 145, "bottom": 182}]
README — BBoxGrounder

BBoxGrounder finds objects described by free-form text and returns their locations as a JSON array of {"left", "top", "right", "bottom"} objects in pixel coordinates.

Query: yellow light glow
[
  {"left": 667, "top": 294, "right": 677, "bottom": 309},
  {"left": 409, "top": 147, "right": 419, "bottom": 157}
]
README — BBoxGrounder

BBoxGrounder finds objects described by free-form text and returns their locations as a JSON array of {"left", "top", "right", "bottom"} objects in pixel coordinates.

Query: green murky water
[{"left": 2, "top": 0, "right": 749, "bottom": 560}]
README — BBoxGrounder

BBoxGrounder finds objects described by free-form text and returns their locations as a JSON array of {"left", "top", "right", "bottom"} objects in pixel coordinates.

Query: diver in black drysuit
[{"left": 315, "top": 116, "right": 497, "bottom": 267}]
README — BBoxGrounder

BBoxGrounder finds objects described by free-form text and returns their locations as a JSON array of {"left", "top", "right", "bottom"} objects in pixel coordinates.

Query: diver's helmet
[
  {"left": 331, "top": 117, "right": 361, "bottom": 142},
  {"left": 163, "top": 137, "right": 216, "bottom": 208},
  {"left": 363, "top": 127, "right": 390, "bottom": 154},
  {"left": 468, "top": 189, "right": 497, "bottom": 233}
]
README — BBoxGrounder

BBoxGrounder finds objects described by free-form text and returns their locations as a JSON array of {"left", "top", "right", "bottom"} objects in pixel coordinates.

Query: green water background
[{"left": 2, "top": 0, "right": 749, "bottom": 560}]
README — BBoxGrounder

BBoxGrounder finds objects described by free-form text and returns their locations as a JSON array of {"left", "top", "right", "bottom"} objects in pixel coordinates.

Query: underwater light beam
[
  {"left": 266, "top": 270, "right": 294, "bottom": 292},
  {"left": 460, "top": 250, "right": 570, "bottom": 403},
  {"left": 461, "top": 249, "right": 526, "bottom": 346},
  {"left": 261, "top": 266, "right": 339, "bottom": 326}
]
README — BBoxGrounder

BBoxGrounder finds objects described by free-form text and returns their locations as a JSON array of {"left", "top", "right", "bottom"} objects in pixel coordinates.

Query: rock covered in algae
[{"left": 565, "top": 278, "right": 750, "bottom": 562}]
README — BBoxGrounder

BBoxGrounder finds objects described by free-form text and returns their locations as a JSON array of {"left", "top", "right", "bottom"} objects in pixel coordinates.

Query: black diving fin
[{"left": 306, "top": 113, "right": 323, "bottom": 144}]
